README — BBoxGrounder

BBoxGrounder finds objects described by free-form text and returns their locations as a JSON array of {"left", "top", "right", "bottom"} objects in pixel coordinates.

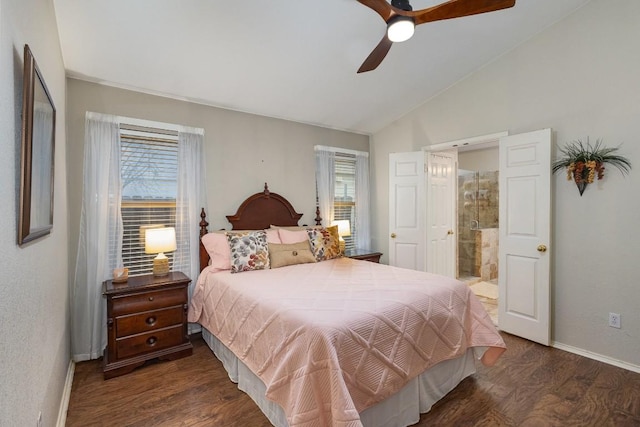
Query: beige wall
[
  {"left": 458, "top": 146, "right": 498, "bottom": 172},
  {"left": 0, "top": 0, "right": 70, "bottom": 425},
  {"left": 371, "top": 0, "right": 640, "bottom": 367},
  {"left": 65, "top": 78, "right": 369, "bottom": 286}
]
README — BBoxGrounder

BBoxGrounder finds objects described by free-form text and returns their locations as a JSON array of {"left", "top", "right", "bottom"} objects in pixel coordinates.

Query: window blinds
[
  {"left": 334, "top": 152, "right": 356, "bottom": 251},
  {"left": 120, "top": 129, "right": 178, "bottom": 276}
]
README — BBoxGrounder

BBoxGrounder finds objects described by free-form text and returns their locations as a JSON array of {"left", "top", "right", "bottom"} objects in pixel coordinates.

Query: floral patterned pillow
[
  {"left": 306, "top": 225, "right": 341, "bottom": 262},
  {"left": 226, "top": 230, "right": 270, "bottom": 273}
]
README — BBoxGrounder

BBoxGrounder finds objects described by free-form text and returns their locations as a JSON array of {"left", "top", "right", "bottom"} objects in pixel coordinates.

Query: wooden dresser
[
  {"left": 103, "top": 271, "right": 193, "bottom": 379},
  {"left": 344, "top": 248, "right": 383, "bottom": 263}
]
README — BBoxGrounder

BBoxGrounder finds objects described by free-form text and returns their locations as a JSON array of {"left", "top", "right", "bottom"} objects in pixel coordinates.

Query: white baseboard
[
  {"left": 552, "top": 341, "right": 640, "bottom": 374},
  {"left": 56, "top": 359, "right": 75, "bottom": 427}
]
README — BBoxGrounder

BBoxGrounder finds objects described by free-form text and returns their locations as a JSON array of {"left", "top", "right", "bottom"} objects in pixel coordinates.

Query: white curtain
[
  {"left": 355, "top": 151, "right": 371, "bottom": 249},
  {"left": 72, "top": 112, "right": 122, "bottom": 362},
  {"left": 174, "top": 127, "right": 207, "bottom": 294},
  {"left": 315, "top": 147, "right": 335, "bottom": 226}
]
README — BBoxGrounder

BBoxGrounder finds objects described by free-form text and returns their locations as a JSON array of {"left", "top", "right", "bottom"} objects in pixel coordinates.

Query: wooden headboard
[
  {"left": 199, "top": 183, "right": 321, "bottom": 272},
  {"left": 226, "top": 183, "right": 303, "bottom": 230}
]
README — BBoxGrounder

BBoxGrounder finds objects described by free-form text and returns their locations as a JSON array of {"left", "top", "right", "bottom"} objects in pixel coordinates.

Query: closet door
[{"left": 388, "top": 152, "right": 425, "bottom": 271}]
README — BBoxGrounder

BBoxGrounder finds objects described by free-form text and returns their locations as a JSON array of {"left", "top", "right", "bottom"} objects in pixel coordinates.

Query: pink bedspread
[{"left": 189, "top": 258, "right": 505, "bottom": 426}]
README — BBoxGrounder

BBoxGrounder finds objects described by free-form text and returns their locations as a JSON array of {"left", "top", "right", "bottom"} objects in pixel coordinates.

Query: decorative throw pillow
[
  {"left": 226, "top": 230, "right": 270, "bottom": 273},
  {"left": 268, "top": 241, "right": 316, "bottom": 268},
  {"left": 202, "top": 229, "right": 280, "bottom": 271},
  {"left": 306, "top": 225, "right": 341, "bottom": 262},
  {"left": 324, "top": 225, "right": 341, "bottom": 259},
  {"left": 278, "top": 228, "right": 309, "bottom": 244}
]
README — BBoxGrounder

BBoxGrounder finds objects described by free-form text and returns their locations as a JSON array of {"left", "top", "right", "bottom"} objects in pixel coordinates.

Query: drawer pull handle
[
  {"left": 146, "top": 316, "right": 157, "bottom": 326},
  {"left": 148, "top": 296, "right": 154, "bottom": 301},
  {"left": 147, "top": 336, "right": 158, "bottom": 346}
]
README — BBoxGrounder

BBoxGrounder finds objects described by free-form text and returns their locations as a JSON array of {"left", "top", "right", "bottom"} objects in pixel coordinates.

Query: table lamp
[
  {"left": 145, "top": 227, "right": 177, "bottom": 277},
  {"left": 331, "top": 220, "right": 351, "bottom": 253}
]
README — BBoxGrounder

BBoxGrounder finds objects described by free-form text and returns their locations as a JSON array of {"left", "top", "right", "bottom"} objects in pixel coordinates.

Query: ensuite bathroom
[{"left": 457, "top": 148, "right": 499, "bottom": 324}]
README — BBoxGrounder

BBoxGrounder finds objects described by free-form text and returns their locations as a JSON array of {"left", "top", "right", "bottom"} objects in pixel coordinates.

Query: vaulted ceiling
[{"left": 54, "top": 0, "right": 591, "bottom": 134}]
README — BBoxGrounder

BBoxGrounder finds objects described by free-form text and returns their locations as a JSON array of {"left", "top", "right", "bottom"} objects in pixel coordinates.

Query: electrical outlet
[{"left": 609, "top": 312, "right": 621, "bottom": 329}]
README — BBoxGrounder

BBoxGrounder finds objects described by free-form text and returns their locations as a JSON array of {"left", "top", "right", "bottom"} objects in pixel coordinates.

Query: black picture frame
[{"left": 18, "top": 44, "right": 56, "bottom": 245}]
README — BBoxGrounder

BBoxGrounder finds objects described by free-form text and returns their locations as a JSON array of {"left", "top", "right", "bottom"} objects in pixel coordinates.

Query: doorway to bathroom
[
  {"left": 457, "top": 168, "right": 499, "bottom": 324},
  {"left": 425, "top": 131, "right": 505, "bottom": 326},
  {"left": 449, "top": 137, "right": 502, "bottom": 326},
  {"left": 423, "top": 129, "right": 552, "bottom": 341}
]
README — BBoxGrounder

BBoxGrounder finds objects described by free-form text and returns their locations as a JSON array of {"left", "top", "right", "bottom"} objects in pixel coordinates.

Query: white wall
[
  {"left": 371, "top": 0, "right": 640, "bottom": 367},
  {"left": 0, "top": 0, "right": 70, "bottom": 425},
  {"left": 65, "top": 78, "right": 369, "bottom": 288}
]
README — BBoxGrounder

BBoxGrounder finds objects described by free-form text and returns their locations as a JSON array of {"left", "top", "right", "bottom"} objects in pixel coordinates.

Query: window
[
  {"left": 315, "top": 145, "right": 370, "bottom": 251},
  {"left": 334, "top": 152, "right": 357, "bottom": 251},
  {"left": 120, "top": 125, "right": 178, "bottom": 276}
]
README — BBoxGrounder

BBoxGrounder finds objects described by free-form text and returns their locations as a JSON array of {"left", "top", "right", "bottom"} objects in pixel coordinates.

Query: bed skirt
[{"left": 202, "top": 328, "right": 481, "bottom": 427}]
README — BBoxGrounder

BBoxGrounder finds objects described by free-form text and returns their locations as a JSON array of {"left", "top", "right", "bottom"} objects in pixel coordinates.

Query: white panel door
[
  {"left": 426, "top": 150, "right": 457, "bottom": 277},
  {"left": 389, "top": 152, "right": 425, "bottom": 270},
  {"left": 498, "top": 129, "right": 552, "bottom": 346}
]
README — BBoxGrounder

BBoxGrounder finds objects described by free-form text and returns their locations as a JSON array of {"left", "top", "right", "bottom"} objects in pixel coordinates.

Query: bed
[{"left": 189, "top": 184, "right": 505, "bottom": 427}]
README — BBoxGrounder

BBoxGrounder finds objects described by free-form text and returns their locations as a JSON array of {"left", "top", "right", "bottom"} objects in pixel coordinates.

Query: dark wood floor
[{"left": 66, "top": 333, "right": 640, "bottom": 426}]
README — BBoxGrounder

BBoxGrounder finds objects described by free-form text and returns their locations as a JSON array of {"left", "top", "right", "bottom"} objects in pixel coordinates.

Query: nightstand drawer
[
  {"left": 116, "top": 306, "right": 184, "bottom": 337},
  {"left": 103, "top": 272, "right": 192, "bottom": 379},
  {"left": 116, "top": 325, "right": 184, "bottom": 359},
  {"left": 112, "top": 287, "right": 185, "bottom": 316}
]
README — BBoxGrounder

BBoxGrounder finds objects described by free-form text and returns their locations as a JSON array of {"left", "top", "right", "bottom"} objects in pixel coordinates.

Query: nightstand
[
  {"left": 344, "top": 248, "right": 383, "bottom": 263},
  {"left": 103, "top": 271, "right": 193, "bottom": 379}
]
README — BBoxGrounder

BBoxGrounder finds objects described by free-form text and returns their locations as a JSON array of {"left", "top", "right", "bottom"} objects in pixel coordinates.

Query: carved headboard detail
[
  {"left": 199, "top": 183, "right": 321, "bottom": 272},
  {"left": 226, "top": 183, "right": 303, "bottom": 230}
]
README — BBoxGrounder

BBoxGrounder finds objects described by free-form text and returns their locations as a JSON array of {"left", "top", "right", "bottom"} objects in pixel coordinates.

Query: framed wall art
[{"left": 18, "top": 44, "right": 56, "bottom": 245}]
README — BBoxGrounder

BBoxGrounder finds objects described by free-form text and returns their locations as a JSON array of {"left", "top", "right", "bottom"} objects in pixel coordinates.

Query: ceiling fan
[{"left": 356, "top": 0, "right": 516, "bottom": 73}]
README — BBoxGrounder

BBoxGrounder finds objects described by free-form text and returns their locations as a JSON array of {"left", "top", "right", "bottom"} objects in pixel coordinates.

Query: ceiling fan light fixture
[{"left": 387, "top": 16, "right": 415, "bottom": 42}]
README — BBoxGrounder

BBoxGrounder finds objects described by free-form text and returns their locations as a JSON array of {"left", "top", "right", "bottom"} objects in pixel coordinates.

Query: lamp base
[
  {"left": 152, "top": 258, "right": 170, "bottom": 277},
  {"left": 339, "top": 239, "right": 345, "bottom": 254}
]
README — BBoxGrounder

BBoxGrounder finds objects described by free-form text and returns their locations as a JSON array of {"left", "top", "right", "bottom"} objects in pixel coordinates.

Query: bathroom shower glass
[{"left": 457, "top": 170, "right": 499, "bottom": 279}]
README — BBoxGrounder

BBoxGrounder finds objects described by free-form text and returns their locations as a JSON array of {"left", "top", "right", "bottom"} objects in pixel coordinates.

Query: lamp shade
[
  {"left": 145, "top": 227, "right": 177, "bottom": 254},
  {"left": 331, "top": 220, "right": 351, "bottom": 237},
  {"left": 139, "top": 224, "right": 164, "bottom": 240}
]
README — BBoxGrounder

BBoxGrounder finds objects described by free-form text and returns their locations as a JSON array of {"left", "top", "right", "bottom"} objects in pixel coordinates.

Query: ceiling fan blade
[
  {"left": 413, "top": 0, "right": 515, "bottom": 25},
  {"left": 358, "top": 36, "right": 393, "bottom": 73},
  {"left": 357, "top": 0, "right": 396, "bottom": 22}
]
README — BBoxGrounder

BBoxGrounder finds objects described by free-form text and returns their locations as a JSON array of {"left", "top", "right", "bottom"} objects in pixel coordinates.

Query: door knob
[
  {"left": 537, "top": 244, "right": 547, "bottom": 252},
  {"left": 447, "top": 230, "right": 454, "bottom": 235},
  {"left": 390, "top": 233, "right": 396, "bottom": 239}
]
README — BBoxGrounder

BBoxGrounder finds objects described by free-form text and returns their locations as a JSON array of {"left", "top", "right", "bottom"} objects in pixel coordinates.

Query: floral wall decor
[{"left": 552, "top": 138, "right": 631, "bottom": 196}]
